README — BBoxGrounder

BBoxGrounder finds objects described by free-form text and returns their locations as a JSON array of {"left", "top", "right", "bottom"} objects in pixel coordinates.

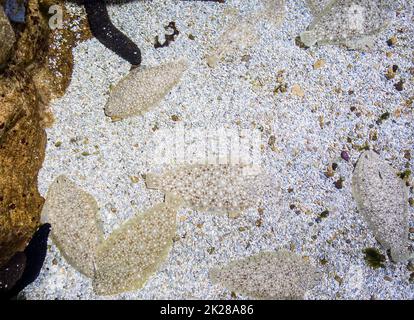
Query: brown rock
[
  {"left": 291, "top": 84, "right": 305, "bottom": 98},
  {"left": 313, "top": 59, "right": 326, "bottom": 69},
  {"left": 0, "top": 1, "right": 47, "bottom": 267},
  {"left": 0, "top": 71, "right": 46, "bottom": 267},
  {"left": 0, "top": 0, "right": 87, "bottom": 267},
  {"left": 0, "top": 5, "right": 15, "bottom": 69},
  {"left": 385, "top": 66, "right": 396, "bottom": 80}
]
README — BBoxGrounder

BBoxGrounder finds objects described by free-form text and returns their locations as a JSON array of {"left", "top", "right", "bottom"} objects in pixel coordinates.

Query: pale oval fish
[
  {"left": 145, "top": 164, "right": 267, "bottom": 214},
  {"left": 300, "top": 0, "right": 394, "bottom": 49},
  {"left": 92, "top": 198, "right": 181, "bottom": 296},
  {"left": 206, "top": 0, "right": 286, "bottom": 67},
  {"left": 262, "top": 0, "right": 287, "bottom": 23},
  {"left": 104, "top": 59, "right": 188, "bottom": 120},
  {"left": 306, "top": 0, "right": 335, "bottom": 16},
  {"left": 41, "top": 175, "right": 104, "bottom": 277},
  {"left": 209, "top": 250, "right": 320, "bottom": 299},
  {"left": 352, "top": 151, "right": 410, "bottom": 262},
  {"left": 206, "top": 18, "right": 258, "bottom": 68}
]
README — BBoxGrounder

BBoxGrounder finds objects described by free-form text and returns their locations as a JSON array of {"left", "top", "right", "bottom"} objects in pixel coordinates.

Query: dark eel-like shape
[
  {"left": 0, "top": 253, "right": 26, "bottom": 298},
  {"left": 1, "top": 224, "right": 51, "bottom": 300},
  {"left": 83, "top": 0, "right": 142, "bottom": 66},
  {"left": 83, "top": 0, "right": 225, "bottom": 66}
]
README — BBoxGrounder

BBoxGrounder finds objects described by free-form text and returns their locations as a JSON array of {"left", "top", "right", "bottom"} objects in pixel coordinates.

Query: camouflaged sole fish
[
  {"left": 210, "top": 250, "right": 320, "bottom": 299},
  {"left": 206, "top": 0, "right": 286, "bottom": 67},
  {"left": 93, "top": 197, "right": 181, "bottom": 296},
  {"left": 41, "top": 176, "right": 104, "bottom": 277},
  {"left": 104, "top": 59, "right": 188, "bottom": 120},
  {"left": 300, "top": 0, "right": 394, "bottom": 49},
  {"left": 352, "top": 151, "right": 410, "bottom": 263},
  {"left": 146, "top": 164, "right": 266, "bottom": 215}
]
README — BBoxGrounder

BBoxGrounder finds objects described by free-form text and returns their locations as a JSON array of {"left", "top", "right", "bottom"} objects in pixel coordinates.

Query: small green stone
[
  {"left": 320, "top": 210, "right": 329, "bottom": 219},
  {"left": 207, "top": 247, "right": 215, "bottom": 255},
  {"left": 398, "top": 169, "right": 411, "bottom": 180},
  {"left": 363, "top": 248, "right": 386, "bottom": 269}
]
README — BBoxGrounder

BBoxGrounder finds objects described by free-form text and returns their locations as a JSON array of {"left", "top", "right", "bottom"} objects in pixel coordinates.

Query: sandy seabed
[{"left": 23, "top": 0, "right": 414, "bottom": 299}]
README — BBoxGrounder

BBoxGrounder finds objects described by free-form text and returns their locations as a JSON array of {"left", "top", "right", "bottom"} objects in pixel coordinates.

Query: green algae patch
[
  {"left": 363, "top": 248, "right": 386, "bottom": 269},
  {"left": 398, "top": 170, "right": 411, "bottom": 180}
]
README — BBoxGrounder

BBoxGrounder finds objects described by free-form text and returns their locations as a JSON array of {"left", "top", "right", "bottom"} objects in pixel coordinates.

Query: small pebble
[
  {"left": 394, "top": 80, "right": 404, "bottom": 91},
  {"left": 341, "top": 151, "right": 350, "bottom": 162}
]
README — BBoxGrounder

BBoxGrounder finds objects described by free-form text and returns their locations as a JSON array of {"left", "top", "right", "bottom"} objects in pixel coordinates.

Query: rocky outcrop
[
  {"left": 0, "top": 4, "right": 15, "bottom": 69},
  {"left": 0, "top": 72, "right": 46, "bottom": 267},
  {"left": 0, "top": 0, "right": 88, "bottom": 268},
  {"left": 0, "top": 0, "right": 48, "bottom": 267}
]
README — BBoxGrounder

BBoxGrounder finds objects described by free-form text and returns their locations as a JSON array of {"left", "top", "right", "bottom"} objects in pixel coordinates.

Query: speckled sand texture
[{"left": 23, "top": 0, "right": 413, "bottom": 300}]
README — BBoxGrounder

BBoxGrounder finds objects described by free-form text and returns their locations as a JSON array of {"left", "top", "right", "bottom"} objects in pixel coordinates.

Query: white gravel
[{"left": 22, "top": 0, "right": 414, "bottom": 299}]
